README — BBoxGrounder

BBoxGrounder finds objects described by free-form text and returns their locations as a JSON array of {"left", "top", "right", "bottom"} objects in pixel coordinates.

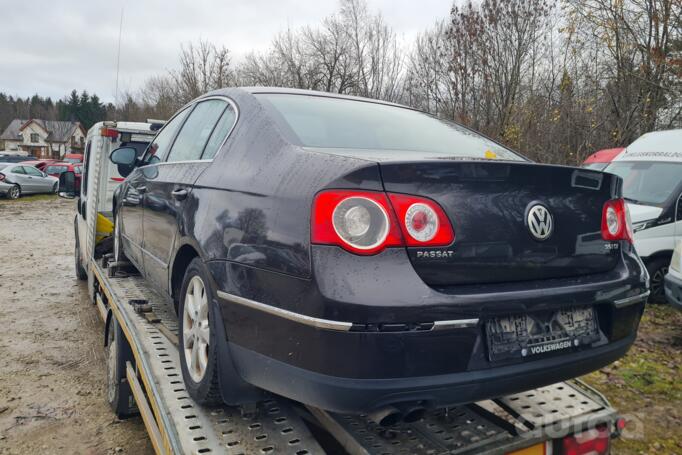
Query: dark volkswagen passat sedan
[{"left": 110, "top": 88, "right": 648, "bottom": 418}]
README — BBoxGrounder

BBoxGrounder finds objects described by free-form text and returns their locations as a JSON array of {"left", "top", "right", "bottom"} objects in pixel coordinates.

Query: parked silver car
[{"left": 0, "top": 162, "right": 59, "bottom": 199}]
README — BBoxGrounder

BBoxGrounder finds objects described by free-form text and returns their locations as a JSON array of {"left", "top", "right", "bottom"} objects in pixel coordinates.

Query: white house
[{"left": 0, "top": 119, "right": 86, "bottom": 159}]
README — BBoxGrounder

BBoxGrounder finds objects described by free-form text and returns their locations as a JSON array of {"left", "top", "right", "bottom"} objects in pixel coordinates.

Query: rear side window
[
  {"left": 167, "top": 100, "right": 227, "bottom": 163},
  {"left": 257, "top": 94, "right": 523, "bottom": 161},
  {"left": 202, "top": 104, "right": 237, "bottom": 160},
  {"left": 144, "top": 107, "right": 191, "bottom": 164},
  {"left": 11, "top": 166, "right": 25, "bottom": 174}
]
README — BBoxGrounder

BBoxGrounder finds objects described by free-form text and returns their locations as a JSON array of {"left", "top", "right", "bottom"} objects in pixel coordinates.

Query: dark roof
[{"left": 0, "top": 119, "right": 83, "bottom": 142}]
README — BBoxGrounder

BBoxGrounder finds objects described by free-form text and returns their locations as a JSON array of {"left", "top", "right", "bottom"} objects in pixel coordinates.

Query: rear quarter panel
[{"left": 189, "top": 90, "right": 380, "bottom": 279}]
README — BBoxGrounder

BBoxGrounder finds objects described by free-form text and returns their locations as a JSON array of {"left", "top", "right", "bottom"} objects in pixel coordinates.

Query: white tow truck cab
[
  {"left": 58, "top": 119, "right": 627, "bottom": 455},
  {"left": 71, "top": 120, "right": 162, "bottom": 300},
  {"left": 603, "top": 129, "right": 682, "bottom": 299}
]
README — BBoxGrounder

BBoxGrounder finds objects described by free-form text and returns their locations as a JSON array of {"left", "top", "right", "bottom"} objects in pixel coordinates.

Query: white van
[{"left": 603, "top": 129, "right": 682, "bottom": 299}]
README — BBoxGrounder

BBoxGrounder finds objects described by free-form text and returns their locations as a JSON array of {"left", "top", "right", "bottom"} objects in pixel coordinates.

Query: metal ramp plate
[
  {"left": 496, "top": 382, "right": 604, "bottom": 429},
  {"left": 309, "top": 404, "right": 512, "bottom": 455},
  {"left": 98, "top": 264, "right": 324, "bottom": 455}
]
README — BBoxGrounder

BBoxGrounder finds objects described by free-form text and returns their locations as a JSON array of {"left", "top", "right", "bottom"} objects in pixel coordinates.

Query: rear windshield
[
  {"left": 63, "top": 158, "right": 81, "bottom": 164},
  {"left": 604, "top": 161, "right": 682, "bottom": 205},
  {"left": 45, "top": 165, "right": 68, "bottom": 174},
  {"left": 257, "top": 94, "right": 524, "bottom": 161}
]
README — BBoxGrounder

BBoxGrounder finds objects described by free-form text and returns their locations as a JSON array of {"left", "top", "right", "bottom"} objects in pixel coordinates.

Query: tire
[
  {"left": 646, "top": 258, "right": 669, "bottom": 303},
  {"left": 52, "top": 182, "right": 58, "bottom": 193},
  {"left": 106, "top": 316, "right": 137, "bottom": 418},
  {"left": 75, "top": 236, "right": 87, "bottom": 280},
  {"left": 178, "top": 258, "right": 222, "bottom": 406},
  {"left": 113, "top": 211, "right": 128, "bottom": 263},
  {"left": 7, "top": 184, "right": 20, "bottom": 199}
]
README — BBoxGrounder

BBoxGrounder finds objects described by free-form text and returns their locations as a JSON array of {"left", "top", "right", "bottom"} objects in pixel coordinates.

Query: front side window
[
  {"left": 257, "top": 94, "right": 524, "bottom": 161},
  {"left": 143, "top": 107, "right": 191, "bottom": 164},
  {"left": 167, "top": 100, "right": 227, "bottom": 163},
  {"left": 604, "top": 161, "right": 682, "bottom": 206},
  {"left": 24, "top": 166, "right": 42, "bottom": 176},
  {"left": 202, "top": 104, "right": 237, "bottom": 160}
]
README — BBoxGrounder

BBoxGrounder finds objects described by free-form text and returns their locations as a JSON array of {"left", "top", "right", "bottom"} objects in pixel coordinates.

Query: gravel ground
[
  {"left": 0, "top": 195, "right": 152, "bottom": 455},
  {"left": 0, "top": 195, "right": 679, "bottom": 454}
]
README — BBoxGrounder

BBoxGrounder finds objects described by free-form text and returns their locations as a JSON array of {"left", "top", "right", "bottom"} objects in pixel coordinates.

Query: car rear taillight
[
  {"left": 388, "top": 194, "right": 454, "bottom": 246},
  {"left": 312, "top": 190, "right": 455, "bottom": 255},
  {"left": 100, "top": 127, "right": 119, "bottom": 138},
  {"left": 601, "top": 198, "right": 633, "bottom": 243},
  {"left": 0, "top": 173, "right": 5, "bottom": 182},
  {"left": 312, "top": 190, "right": 403, "bottom": 255},
  {"left": 562, "top": 424, "right": 610, "bottom": 455}
]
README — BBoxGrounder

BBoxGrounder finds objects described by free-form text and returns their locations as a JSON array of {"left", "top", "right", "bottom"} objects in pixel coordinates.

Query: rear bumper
[
  {"left": 664, "top": 271, "right": 682, "bottom": 310},
  {"left": 227, "top": 333, "right": 636, "bottom": 413},
  {"left": 0, "top": 182, "right": 12, "bottom": 195}
]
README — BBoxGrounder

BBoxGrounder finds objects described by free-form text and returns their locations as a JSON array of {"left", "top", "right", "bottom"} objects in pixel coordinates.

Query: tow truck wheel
[
  {"left": 178, "top": 258, "right": 221, "bottom": 406},
  {"left": 106, "top": 316, "right": 137, "bottom": 418}
]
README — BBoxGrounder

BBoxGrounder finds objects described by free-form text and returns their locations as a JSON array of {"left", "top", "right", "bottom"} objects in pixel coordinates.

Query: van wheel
[
  {"left": 178, "top": 258, "right": 221, "bottom": 406},
  {"left": 8, "top": 185, "right": 20, "bottom": 199},
  {"left": 646, "top": 258, "right": 669, "bottom": 302},
  {"left": 75, "top": 236, "right": 87, "bottom": 280},
  {"left": 106, "top": 317, "right": 137, "bottom": 418}
]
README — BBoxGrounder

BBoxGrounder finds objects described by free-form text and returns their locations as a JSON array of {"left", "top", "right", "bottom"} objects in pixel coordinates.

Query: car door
[
  {"left": 119, "top": 108, "right": 192, "bottom": 272},
  {"left": 141, "top": 98, "right": 232, "bottom": 295},
  {"left": 8, "top": 165, "right": 31, "bottom": 192},
  {"left": 24, "top": 165, "right": 51, "bottom": 193}
]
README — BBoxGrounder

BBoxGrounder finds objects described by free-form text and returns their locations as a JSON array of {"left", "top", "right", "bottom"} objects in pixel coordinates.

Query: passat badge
[{"left": 527, "top": 204, "right": 553, "bottom": 241}]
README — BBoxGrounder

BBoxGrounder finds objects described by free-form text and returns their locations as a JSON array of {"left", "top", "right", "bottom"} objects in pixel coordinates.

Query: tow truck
[{"left": 58, "top": 121, "right": 627, "bottom": 455}]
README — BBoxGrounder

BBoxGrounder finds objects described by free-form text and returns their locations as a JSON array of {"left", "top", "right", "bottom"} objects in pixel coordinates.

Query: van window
[
  {"left": 82, "top": 141, "right": 92, "bottom": 196},
  {"left": 604, "top": 161, "right": 682, "bottom": 205},
  {"left": 202, "top": 104, "right": 237, "bottom": 160},
  {"left": 167, "top": 100, "right": 227, "bottom": 163}
]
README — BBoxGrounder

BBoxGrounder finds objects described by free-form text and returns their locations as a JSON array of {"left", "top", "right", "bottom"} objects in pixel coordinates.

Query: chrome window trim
[
  {"left": 217, "top": 290, "right": 480, "bottom": 333},
  {"left": 613, "top": 290, "right": 650, "bottom": 308}
]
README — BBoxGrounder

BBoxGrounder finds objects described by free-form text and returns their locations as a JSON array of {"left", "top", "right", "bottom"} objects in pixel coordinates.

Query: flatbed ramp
[{"left": 93, "top": 260, "right": 619, "bottom": 455}]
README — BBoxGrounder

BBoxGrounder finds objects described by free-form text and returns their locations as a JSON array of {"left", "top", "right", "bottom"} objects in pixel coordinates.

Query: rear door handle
[{"left": 171, "top": 188, "right": 188, "bottom": 200}]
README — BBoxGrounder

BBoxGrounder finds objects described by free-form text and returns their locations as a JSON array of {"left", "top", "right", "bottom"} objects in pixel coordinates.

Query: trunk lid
[{"left": 380, "top": 160, "right": 621, "bottom": 285}]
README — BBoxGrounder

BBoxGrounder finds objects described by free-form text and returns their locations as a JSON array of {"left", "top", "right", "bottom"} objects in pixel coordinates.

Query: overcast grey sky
[{"left": 0, "top": 0, "right": 453, "bottom": 104}]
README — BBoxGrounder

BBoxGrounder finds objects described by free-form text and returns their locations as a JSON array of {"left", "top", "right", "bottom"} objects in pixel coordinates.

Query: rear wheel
[
  {"left": 647, "top": 258, "right": 669, "bottom": 302},
  {"left": 106, "top": 317, "right": 137, "bottom": 418},
  {"left": 178, "top": 258, "right": 221, "bottom": 406},
  {"left": 52, "top": 182, "right": 58, "bottom": 193},
  {"left": 7, "top": 185, "right": 20, "bottom": 199}
]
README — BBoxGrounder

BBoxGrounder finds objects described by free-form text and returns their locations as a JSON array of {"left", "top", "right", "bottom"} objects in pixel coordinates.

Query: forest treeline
[{"left": 2, "top": 0, "right": 680, "bottom": 164}]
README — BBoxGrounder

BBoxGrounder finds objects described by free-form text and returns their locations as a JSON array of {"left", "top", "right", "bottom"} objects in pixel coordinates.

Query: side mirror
[
  {"left": 110, "top": 147, "right": 137, "bottom": 166},
  {"left": 58, "top": 171, "right": 78, "bottom": 199},
  {"left": 110, "top": 146, "right": 138, "bottom": 178}
]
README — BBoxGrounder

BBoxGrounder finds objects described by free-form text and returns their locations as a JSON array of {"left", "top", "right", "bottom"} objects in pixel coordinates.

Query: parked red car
[
  {"left": 44, "top": 162, "right": 83, "bottom": 189},
  {"left": 62, "top": 153, "right": 84, "bottom": 164},
  {"left": 20, "top": 159, "right": 58, "bottom": 172},
  {"left": 582, "top": 147, "right": 624, "bottom": 171}
]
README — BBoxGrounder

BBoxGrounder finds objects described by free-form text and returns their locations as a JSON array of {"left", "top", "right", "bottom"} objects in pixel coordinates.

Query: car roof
[
  {"left": 583, "top": 147, "right": 624, "bottom": 164},
  {"left": 614, "top": 129, "right": 682, "bottom": 163}
]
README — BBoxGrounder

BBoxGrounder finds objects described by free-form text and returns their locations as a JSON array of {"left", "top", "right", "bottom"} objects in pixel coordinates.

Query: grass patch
[{"left": 0, "top": 193, "right": 59, "bottom": 204}]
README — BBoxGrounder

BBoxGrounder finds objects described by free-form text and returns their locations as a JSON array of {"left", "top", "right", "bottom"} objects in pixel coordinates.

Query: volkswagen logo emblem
[{"left": 527, "top": 204, "right": 553, "bottom": 240}]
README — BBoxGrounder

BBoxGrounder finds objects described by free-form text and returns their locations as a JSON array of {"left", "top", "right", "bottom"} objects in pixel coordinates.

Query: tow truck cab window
[
  {"left": 143, "top": 108, "right": 190, "bottom": 164},
  {"left": 166, "top": 99, "right": 227, "bottom": 163},
  {"left": 82, "top": 140, "right": 91, "bottom": 196}
]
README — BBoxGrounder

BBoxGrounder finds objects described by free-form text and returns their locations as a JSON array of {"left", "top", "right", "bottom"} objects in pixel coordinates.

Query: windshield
[
  {"left": 604, "top": 161, "right": 682, "bottom": 205},
  {"left": 45, "top": 165, "right": 68, "bottom": 174},
  {"left": 257, "top": 93, "right": 524, "bottom": 161}
]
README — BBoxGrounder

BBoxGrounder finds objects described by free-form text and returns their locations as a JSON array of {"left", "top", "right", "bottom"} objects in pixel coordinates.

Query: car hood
[{"left": 627, "top": 202, "right": 663, "bottom": 223}]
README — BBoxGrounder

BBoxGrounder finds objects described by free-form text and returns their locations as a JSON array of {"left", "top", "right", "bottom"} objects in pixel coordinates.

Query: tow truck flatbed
[{"left": 92, "top": 258, "right": 622, "bottom": 455}]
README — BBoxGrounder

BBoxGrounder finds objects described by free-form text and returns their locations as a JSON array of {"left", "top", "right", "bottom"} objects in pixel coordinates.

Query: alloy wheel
[
  {"left": 183, "top": 275, "right": 210, "bottom": 383},
  {"left": 650, "top": 265, "right": 668, "bottom": 298},
  {"left": 8, "top": 186, "right": 19, "bottom": 199}
]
